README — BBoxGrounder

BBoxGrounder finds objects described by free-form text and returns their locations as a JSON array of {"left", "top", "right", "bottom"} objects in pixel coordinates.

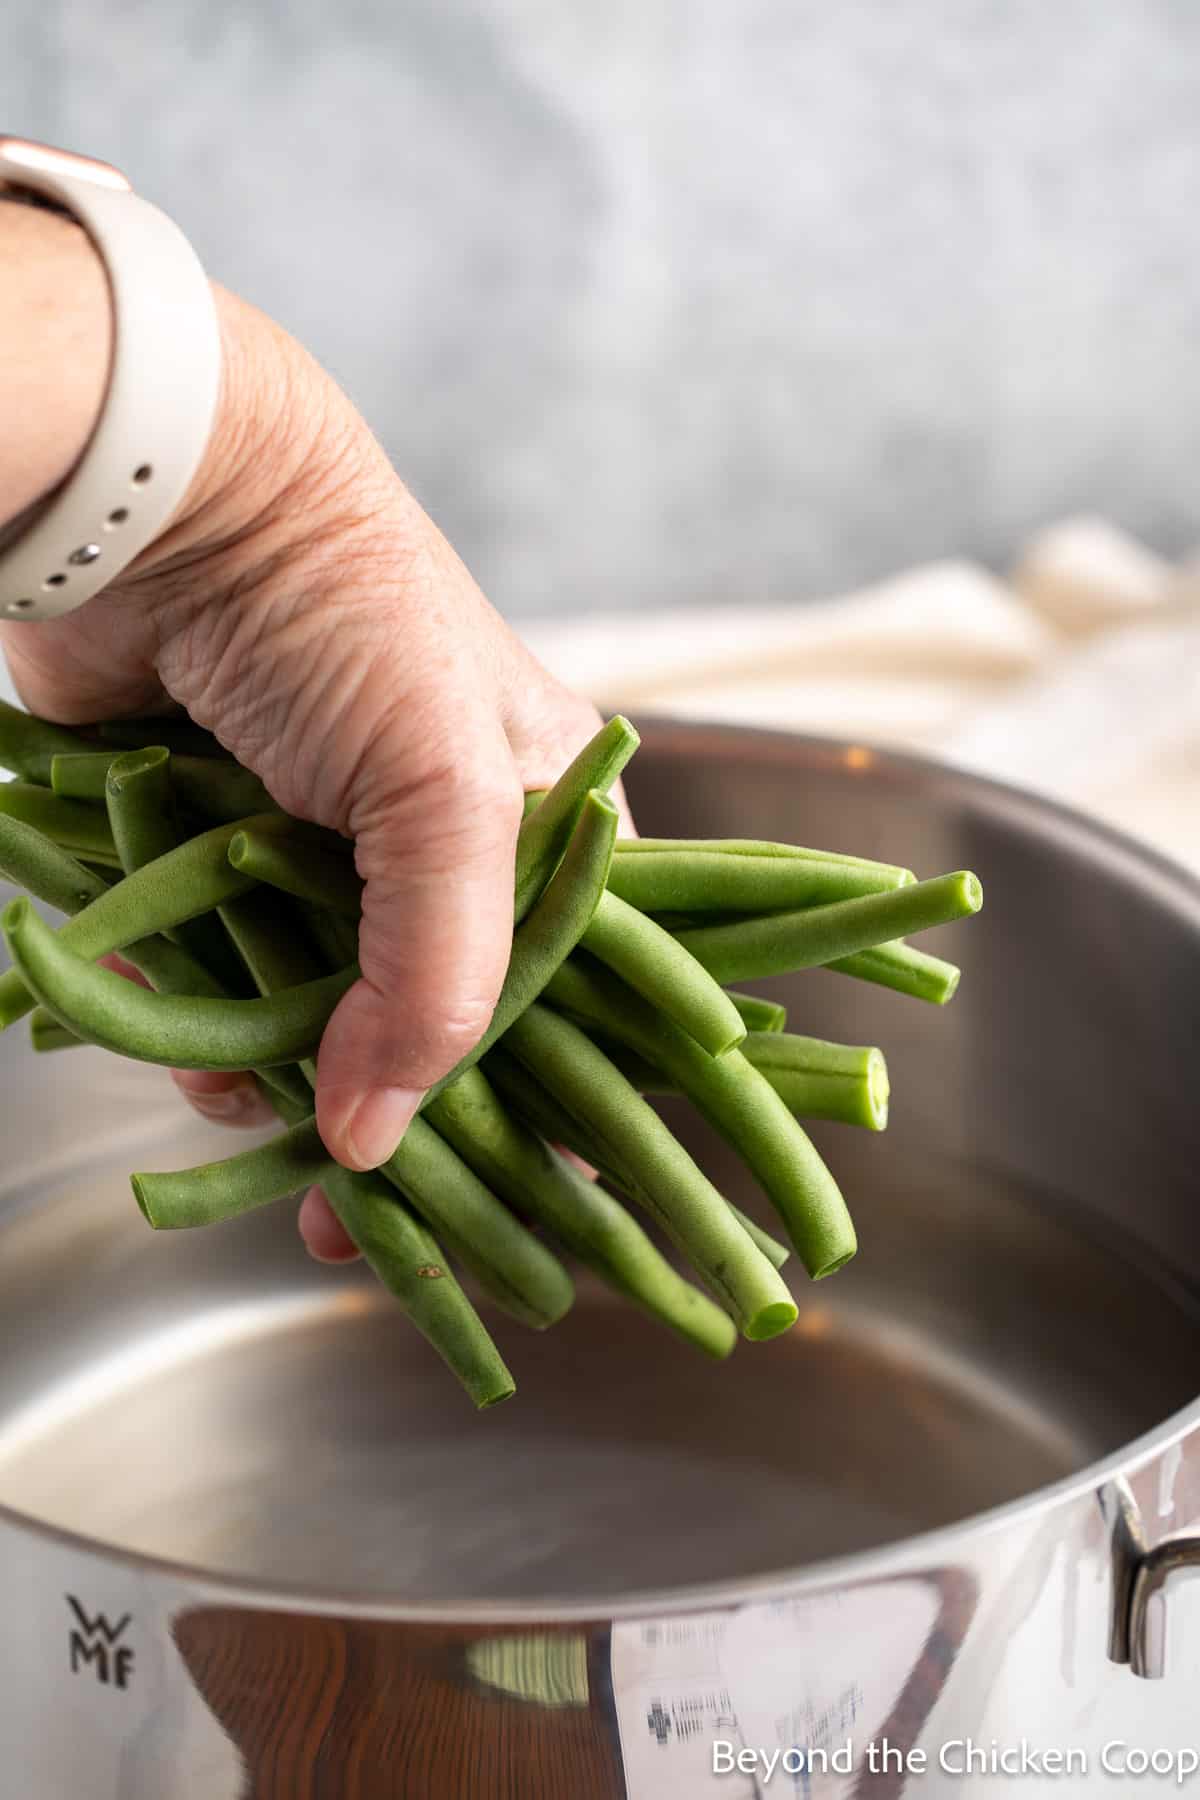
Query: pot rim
[{"left": 4, "top": 718, "right": 1199, "bottom": 1622}]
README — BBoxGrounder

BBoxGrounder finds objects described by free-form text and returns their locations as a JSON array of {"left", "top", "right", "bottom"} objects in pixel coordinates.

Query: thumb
[{"left": 314, "top": 712, "right": 523, "bottom": 1171}]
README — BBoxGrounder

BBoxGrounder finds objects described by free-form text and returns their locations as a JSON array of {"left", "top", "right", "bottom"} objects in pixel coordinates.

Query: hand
[{"left": 1, "top": 212, "right": 620, "bottom": 1261}]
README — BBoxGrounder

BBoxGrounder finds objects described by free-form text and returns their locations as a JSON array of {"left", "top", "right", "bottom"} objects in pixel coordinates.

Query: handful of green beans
[{"left": 0, "top": 699, "right": 982, "bottom": 1407}]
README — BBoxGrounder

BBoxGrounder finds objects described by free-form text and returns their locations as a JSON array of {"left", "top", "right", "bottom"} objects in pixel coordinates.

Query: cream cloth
[{"left": 521, "top": 517, "right": 1200, "bottom": 874}]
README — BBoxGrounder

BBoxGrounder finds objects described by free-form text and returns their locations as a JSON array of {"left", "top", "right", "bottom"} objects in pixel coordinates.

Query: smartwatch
[{"left": 0, "top": 137, "right": 220, "bottom": 621}]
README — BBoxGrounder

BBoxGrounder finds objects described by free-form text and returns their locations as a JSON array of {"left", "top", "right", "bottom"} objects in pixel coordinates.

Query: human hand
[{"left": 1, "top": 218, "right": 620, "bottom": 1261}]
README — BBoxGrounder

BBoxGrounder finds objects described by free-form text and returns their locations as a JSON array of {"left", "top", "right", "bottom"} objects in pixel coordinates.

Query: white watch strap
[{"left": 0, "top": 138, "right": 220, "bottom": 622}]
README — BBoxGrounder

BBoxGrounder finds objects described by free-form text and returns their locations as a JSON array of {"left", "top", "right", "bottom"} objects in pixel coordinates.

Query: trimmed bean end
[
  {"left": 476, "top": 1381, "right": 517, "bottom": 1410},
  {"left": 129, "top": 1174, "right": 157, "bottom": 1229},
  {"left": 936, "top": 965, "right": 962, "bottom": 1004},
  {"left": 105, "top": 744, "right": 171, "bottom": 796},
  {"left": 958, "top": 871, "right": 983, "bottom": 913},
  {"left": 867, "top": 1048, "right": 890, "bottom": 1130},
  {"left": 743, "top": 1298, "right": 799, "bottom": 1342},
  {"left": 812, "top": 1247, "right": 858, "bottom": 1280}
]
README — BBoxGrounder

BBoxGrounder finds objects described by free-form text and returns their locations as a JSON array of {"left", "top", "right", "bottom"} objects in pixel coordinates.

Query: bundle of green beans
[{"left": 0, "top": 698, "right": 982, "bottom": 1407}]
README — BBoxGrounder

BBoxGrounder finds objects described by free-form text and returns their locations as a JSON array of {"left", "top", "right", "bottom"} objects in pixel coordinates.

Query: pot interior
[{"left": 0, "top": 726, "right": 1198, "bottom": 1602}]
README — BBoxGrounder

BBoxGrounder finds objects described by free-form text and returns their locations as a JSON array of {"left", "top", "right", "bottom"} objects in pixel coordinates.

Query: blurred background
[
  {"left": 4, "top": 0, "right": 1200, "bottom": 858},
  {"left": 7, "top": 0, "right": 1200, "bottom": 615}
]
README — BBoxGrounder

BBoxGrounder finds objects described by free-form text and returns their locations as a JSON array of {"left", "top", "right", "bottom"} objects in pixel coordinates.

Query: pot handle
[
  {"left": 1128, "top": 1537, "right": 1200, "bottom": 1680},
  {"left": 1102, "top": 1476, "right": 1200, "bottom": 1680}
]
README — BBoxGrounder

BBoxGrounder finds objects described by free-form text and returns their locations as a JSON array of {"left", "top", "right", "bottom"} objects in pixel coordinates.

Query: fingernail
[{"left": 343, "top": 1086, "right": 424, "bottom": 1169}]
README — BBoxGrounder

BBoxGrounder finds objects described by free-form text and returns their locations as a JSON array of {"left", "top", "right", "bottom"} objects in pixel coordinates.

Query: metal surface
[
  {"left": 1130, "top": 1536, "right": 1200, "bottom": 1680},
  {"left": 1, "top": 722, "right": 1199, "bottom": 1796}
]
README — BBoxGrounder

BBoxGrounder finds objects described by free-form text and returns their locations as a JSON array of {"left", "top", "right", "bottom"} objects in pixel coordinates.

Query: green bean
[
  {"left": 252, "top": 1076, "right": 516, "bottom": 1406},
  {"left": 103, "top": 747, "right": 176, "bottom": 871},
  {"left": 299, "top": 901, "right": 359, "bottom": 970},
  {"left": 321, "top": 1161, "right": 516, "bottom": 1409},
  {"left": 244, "top": 1075, "right": 516, "bottom": 1406},
  {"left": 0, "top": 811, "right": 231, "bottom": 1012},
  {"left": 98, "top": 716, "right": 232, "bottom": 759},
  {"left": 0, "top": 814, "right": 276, "bottom": 1029},
  {"left": 123, "top": 934, "right": 237, "bottom": 1007},
  {"left": 727, "top": 990, "right": 787, "bottom": 1033},
  {"left": 265, "top": 1078, "right": 318, "bottom": 1129},
  {"left": 579, "top": 890, "right": 745, "bottom": 1058},
  {"left": 217, "top": 885, "right": 326, "bottom": 996},
  {"left": 422, "top": 786, "right": 618, "bottom": 1107},
  {"left": 227, "top": 823, "right": 363, "bottom": 917},
  {"left": 483, "top": 1045, "right": 792, "bottom": 1271},
  {"left": 485, "top": 1044, "right": 622, "bottom": 1171},
  {"left": 170, "top": 754, "right": 276, "bottom": 823},
  {"left": 546, "top": 958, "right": 856, "bottom": 1280},
  {"left": 105, "top": 747, "right": 250, "bottom": 993},
  {"left": 642, "top": 911, "right": 717, "bottom": 932},
  {"left": 721, "top": 1202, "right": 793, "bottom": 1270},
  {"left": 513, "top": 716, "right": 638, "bottom": 923},
  {"left": 53, "top": 750, "right": 274, "bottom": 823},
  {"left": 132, "top": 1117, "right": 332, "bottom": 1228},
  {"left": 381, "top": 1115, "right": 575, "bottom": 1331},
  {"left": 30, "top": 1008, "right": 84, "bottom": 1052},
  {"left": 502, "top": 1003, "right": 797, "bottom": 1340},
  {"left": 0, "top": 698, "right": 91, "bottom": 785},
  {"left": 608, "top": 1031, "right": 890, "bottom": 1131},
  {"left": 616, "top": 836, "right": 915, "bottom": 883},
  {"left": 224, "top": 892, "right": 572, "bottom": 1329},
  {"left": 827, "top": 940, "right": 961, "bottom": 1005},
  {"left": 252, "top": 1062, "right": 320, "bottom": 1114},
  {"left": 672, "top": 871, "right": 983, "bottom": 985},
  {"left": 2, "top": 897, "right": 356, "bottom": 1068},
  {"left": 587, "top": 1041, "right": 672, "bottom": 1094},
  {"left": 744, "top": 1033, "right": 890, "bottom": 1131},
  {"left": 258, "top": 1075, "right": 516, "bottom": 1386},
  {"left": 0, "top": 814, "right": 110, "bottom": 915},
  {"left": 0, "top": 782, "right": 120, "bottom": 865},
  {"left": 487, "top": 1043, "right": 790, "bottom": 1281},
  {"left": 90, "top": 931, "right": 234, "bottom": 1013},
  {"left": 426, "top": 1066, "right": 737, "bottom": 1358},
  {"left": 190, "top": 888, "right": 320, "bottom": 1114},
  {"left": 608, "top": 850, "right": 910, "bottom": 914}
]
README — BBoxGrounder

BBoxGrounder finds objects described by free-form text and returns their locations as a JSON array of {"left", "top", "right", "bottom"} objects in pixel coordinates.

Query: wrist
[
  {"left": 1, "top": 179, "right": 372, "bottom": 637},
  {"left": 0, "top": 202, "right": 111, "bottom": 529}
]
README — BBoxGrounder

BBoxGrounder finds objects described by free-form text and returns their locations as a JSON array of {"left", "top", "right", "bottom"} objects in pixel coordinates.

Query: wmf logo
[{"left": 66, "top": 1596, "right": 135, "bottom": 1689}]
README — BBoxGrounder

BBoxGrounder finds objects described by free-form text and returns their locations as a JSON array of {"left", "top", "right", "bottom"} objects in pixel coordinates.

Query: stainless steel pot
[{"left": 2, "top": 721, "right": 1199, "bottom": 1798}]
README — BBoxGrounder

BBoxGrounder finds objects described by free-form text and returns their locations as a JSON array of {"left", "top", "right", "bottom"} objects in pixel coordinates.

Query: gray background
[{"left": 5, "top": 0, "right": 1200, "bottom": 617}]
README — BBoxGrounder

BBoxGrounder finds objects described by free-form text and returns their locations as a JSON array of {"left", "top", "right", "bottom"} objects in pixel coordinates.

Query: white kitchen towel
[{"left": 521, "top": 517, "right": 1200, "bottom": 874}]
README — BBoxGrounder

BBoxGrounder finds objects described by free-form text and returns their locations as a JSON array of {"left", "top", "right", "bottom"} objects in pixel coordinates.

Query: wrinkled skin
[{"left": 2, "top": 260, "right": 621, "bottom": 1262}]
